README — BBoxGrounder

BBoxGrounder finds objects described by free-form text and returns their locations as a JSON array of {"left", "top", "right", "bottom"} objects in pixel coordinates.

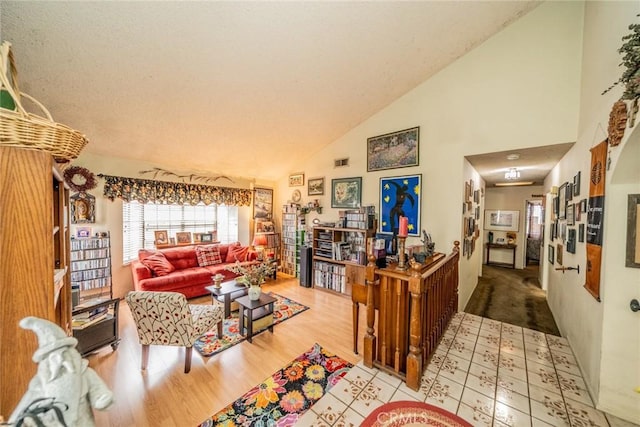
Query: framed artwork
[
  {"left": 556, "top": 244, "right": 563, "bottom": 265},
  {"left": 548, "top": 244, "right": 554, "bottom": 264},
  {"left": 70, "top": 192, "right": 95, "bottom": 224},
  {"left": 254, "top": 188, "right": 273, "bottom": 219},
  {"left": 553, "top": 196, "right": 559, "bottom": 218},
  {"left": 76, "top": 227, "right": 92, "bottom": 238},
  {"left": 465, "top": 182, "right": 471, "bottom": 202},
  {"left": 255, "top": 220, "right": 275, "bottom": 233},
  {"left": 289, "top": 173, "right": 304, "bottom": 187},
  {"left": 200, "top": 233, "right": 214, "bottom": 243},
  {"left": 579, "top": 223, "right": 585, "bottom": 243},
  {"left": 484, "top": 210, "right": 520, "bottom": 232},
  {"left": 581, "top": 198, "right": 587, "bottom": 214},
  {"left": 308, "top": 177, "right": 325, "bottom": 196},
  {"left": 566, "top": 203, "right": 575, "bottom": 226},
  {"left": 626, "top": 194, "right": 640, "bottom": 268},
  {"left": 561, "top": 222, "right": 567, "bottom": 241},
  {"left": 367, "top": 127, "right": 419, "bottom": 172},
  {"left": 175, "top": 232, "right": 191, "bottom": 244},
  {"left": 573, "top": 172, "right": 581, "bottom": 197},
  {"left": 253, "top": 187, "right": 273, "bottom": 220},
  {"left": 331, "top": 177, "right": 362, "bottom": 208},
  {"left": 154, "top": 230, "right": 169, "bottom": 246},
  {"left": 567, "top": 229, "right": 576, "bottom": 254},
  {"left": 559, "top": 183, "right": 567, "bottom": 219},
  {"left": 566, "top": 183, "right": 573, "bottom": 202},
  {"left": 379, "top": 174, "right": 421, "bottom": 236}
]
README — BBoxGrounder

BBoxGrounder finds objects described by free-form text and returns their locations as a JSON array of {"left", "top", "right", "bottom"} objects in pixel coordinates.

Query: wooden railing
[{"left": 363, "top": 241, "right": 460, "bottom": 390}]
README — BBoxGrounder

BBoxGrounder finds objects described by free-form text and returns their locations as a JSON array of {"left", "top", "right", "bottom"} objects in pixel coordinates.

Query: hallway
[{"left": 464, "top": 264, "right": 560, "bottom": 336}]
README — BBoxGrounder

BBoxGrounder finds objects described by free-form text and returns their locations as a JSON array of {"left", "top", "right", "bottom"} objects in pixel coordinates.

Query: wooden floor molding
[{"left": 90, "top": 277, "right": 364, "bottom": 426}]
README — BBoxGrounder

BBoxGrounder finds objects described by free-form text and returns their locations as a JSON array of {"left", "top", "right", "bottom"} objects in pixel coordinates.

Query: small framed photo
[
  {"left": 289, "top": 173, "right": 305, "bottom": 187},
  {"left": 566, "top": 182, "right": 573, "bottom": 201},
  {"left": 200, "top": 233, "right": 214, "bottom": 243},
  {"left": 175, "top": 232, "right": 192, "bottom": 244},
  {"left": 76, "top": 227, "right": 92, "bottom": 238},
  {"left": 154, "top": 230, "right": 169, "bottom": 246},
  {"left": 573, "top": 171, "right": 581, "bottom": 197},
  {"left": 307, "top": 177, "right": 325, "bottom": 196},
  {"left": 255, "top": 220, "right": 275, "bottom": 233},
  {"left": 559, "top": 183, "right": 567, "bottom": 219},
  {"left": 557, "top": 244, "right": 563, "bottom": 265},
  {"left": 566, "top": 203, "right": 575, "bottom": 226},
  {"left": 579, "top": 223, "right": 585, "bottom": 243},
  {"left": 548, "top": 244, "right": 554, "bottom": 264},
  {"left": 331, "top": 177, "right": 362, "bottom": 209}
]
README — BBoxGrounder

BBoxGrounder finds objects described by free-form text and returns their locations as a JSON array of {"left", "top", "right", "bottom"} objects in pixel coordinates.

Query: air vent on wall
[{"left": 334, "top": 158, "right": 349, "bottom": 168}]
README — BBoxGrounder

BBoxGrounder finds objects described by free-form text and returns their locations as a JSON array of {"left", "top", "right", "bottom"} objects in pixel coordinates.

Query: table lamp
[{"left": 252, "top": 234, "right": 268, "bottom": 261}]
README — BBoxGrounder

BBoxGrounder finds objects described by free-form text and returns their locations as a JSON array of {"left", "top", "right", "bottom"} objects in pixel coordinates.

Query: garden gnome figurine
[{"left": 9, "top": 317, "right": 113, "bottom": 427}]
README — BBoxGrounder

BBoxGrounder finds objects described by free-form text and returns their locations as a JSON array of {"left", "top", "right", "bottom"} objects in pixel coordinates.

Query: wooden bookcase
[
  {"left": 0, "top": 147, "right": 72, "bottom": 418},
  {"left": 311, "top": 225, "right": 375, "bottom": 297}
]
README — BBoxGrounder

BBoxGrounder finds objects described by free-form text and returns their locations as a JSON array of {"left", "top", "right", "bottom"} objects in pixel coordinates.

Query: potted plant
[{"left": 226, "top": 261, "right": 276, "bottom": 300}]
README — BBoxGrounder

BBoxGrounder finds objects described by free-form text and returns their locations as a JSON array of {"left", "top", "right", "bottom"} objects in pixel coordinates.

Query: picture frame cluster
[
  {"left": 550, "top": 171, "right": 585, "bottom": 265},
  {"left": 462, "top": 178, "right": 481, "bottom": 259}
]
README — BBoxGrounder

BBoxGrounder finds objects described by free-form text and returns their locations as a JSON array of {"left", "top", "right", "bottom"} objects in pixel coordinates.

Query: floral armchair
[{"left": 125, "top": 291, "right": 224, "bottom": 373}]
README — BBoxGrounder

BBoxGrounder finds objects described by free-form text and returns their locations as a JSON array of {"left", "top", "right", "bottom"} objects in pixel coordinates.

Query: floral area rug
[
  {"left": 194, "top": 292, "right": 309, "bottom": 357},
  {"left": 199, "top": 343, "right": 352, "bottom": 426}
]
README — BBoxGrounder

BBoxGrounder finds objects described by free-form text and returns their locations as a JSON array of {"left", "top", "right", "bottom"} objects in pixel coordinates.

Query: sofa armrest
[{"left": 131, "top": 260, "right": 153, "bottom": 290}]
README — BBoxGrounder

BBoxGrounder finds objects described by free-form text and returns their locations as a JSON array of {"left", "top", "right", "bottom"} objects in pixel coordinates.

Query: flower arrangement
[{"left": 226, "top": 261, "right": 275, "bottom": 287}]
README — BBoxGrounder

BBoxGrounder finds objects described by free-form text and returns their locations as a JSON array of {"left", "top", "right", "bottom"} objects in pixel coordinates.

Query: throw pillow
[
  {"left": 225, "top": 245, "right": 248, "bottom": 263},
  {"left": 141, "top": 252, "right": 175, "bottom": 276},
  {"left": 196, "top": 245, "right": 222, "bottom": 267}
]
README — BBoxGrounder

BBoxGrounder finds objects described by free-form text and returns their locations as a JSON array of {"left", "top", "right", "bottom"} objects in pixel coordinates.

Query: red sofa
[{"left": 130, "top": 242, "right": 257, "bottom": 299}]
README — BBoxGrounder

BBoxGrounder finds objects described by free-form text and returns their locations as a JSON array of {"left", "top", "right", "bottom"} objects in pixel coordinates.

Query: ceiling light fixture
[
  {"left": 504, "top": 167, "right": 520, "bottom": 180},
  {"left": 495, "top": 181, "right": 534, "bottom": 187},
  {"left": 506, "top": 153, "right": 520, "bottom": 161}
]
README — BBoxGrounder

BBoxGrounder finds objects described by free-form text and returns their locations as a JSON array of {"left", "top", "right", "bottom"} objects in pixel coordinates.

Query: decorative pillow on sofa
[
  {"left": 196, "top": 245, "right": 222, "bottom": 267},
  {"left": 141, "top": 252, "right": 175, "bottom": 276},
  {"left": 225, "top": 245, "right": 248, "bottom": 263}
]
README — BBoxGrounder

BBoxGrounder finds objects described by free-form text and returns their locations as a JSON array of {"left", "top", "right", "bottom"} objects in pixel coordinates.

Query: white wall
[
  {"left": 543, "top": 1, "right": 639, "bottom": 422},
  {"left": 277, "top": 1, "right": 584, "bottom": 312},
  {"left": 484, "top": 186, "right": 544, "bottom": 269}
]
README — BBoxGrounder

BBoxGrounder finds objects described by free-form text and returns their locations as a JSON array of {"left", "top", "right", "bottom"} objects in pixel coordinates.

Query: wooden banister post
[
  {"left": 406, "top": 260, "right": 424, "bottom": 391},
  {"left": 363, "top": 255, "right": 377, "bottom": 368}
]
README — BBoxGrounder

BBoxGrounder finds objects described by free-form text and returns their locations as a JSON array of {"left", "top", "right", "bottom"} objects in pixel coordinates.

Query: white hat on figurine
[{"left": 20, "top": 316, "right": 78, "bottom": 362}]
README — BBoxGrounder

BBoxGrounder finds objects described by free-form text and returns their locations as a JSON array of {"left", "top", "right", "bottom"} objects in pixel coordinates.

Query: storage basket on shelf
[{"left": 0, "top": 41, "right": 88, "bottom": 162}]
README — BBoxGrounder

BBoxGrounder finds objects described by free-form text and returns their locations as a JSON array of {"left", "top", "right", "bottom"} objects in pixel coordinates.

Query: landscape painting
[{"left": 367, "top": 127, "right": 419, "bottom": 172}]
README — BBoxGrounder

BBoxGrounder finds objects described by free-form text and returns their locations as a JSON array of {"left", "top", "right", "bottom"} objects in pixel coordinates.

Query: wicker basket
[{"left": 0, "top": 41, "right": 88, "bottom": 162}]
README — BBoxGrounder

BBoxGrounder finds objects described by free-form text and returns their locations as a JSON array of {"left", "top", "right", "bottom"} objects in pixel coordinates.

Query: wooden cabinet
[
  {"left": 311, "top": 225, "right": 374, "bottom": 297},
  {"left": 72, "top": 298, "right": 120, "bottom": 356},
  {"left": 0, "top": 147, "right": 71, "bottom": 417}
]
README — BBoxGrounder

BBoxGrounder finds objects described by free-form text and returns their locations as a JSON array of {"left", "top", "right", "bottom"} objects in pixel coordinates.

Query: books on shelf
[{"left": 72, "top": 305, "right": 110, "bottom": 329}]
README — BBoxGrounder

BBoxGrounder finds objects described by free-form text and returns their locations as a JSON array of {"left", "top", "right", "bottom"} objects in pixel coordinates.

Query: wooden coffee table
[
  {"left": 205, "top": 279, "right": 248, "bottom": 318},
  {"left": 235, "top": 293, "right": 277, "bottom": 343}
]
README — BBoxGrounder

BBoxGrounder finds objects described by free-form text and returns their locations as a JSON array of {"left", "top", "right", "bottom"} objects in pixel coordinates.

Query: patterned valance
[{"left": 99, "top": 174, "right": 252, "bottom": 206}]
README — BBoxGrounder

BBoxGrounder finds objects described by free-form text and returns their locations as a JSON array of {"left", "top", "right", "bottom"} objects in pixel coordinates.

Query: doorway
[{"left": 524, "top": 199, "right": 543, "bottom": 267}]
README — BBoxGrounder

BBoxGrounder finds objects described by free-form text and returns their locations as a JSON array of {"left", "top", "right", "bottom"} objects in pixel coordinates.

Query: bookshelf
[
  {"left": 70, "top": 234, "right": 112, "bottom": 304},
  {"left": 311, "top": 208, "right": 376, "bottom": 297},
  {"left": 281, "top": 204, "right": 307, "bottom": 277},
  {"left": 69, "top": 232, "right": 119, "bottom": 355}
]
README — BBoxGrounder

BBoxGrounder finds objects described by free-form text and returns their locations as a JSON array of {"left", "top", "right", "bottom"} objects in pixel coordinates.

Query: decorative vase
[{"left": 248, "top": 284, "right": 261, "bottom": 301}]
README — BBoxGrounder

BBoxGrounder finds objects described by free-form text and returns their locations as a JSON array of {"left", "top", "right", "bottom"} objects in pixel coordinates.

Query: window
[{"left": 122, "top": 201, "right": 238, "bottom": 263}]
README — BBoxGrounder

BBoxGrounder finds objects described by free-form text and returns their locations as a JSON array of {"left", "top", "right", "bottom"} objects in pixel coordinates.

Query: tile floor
[{"left": 297, "top": 312, "right": 637, "bottom": 427}]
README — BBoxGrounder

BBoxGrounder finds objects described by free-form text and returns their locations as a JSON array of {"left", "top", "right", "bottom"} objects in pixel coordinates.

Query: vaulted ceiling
[{"left": 1, "top": 1, "right": 541, "bottom": 182}]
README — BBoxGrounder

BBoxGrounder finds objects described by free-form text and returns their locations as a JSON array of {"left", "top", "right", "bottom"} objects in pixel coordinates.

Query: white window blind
[{"left": 122, "top": 201, "right": 238, "bottom": 263}]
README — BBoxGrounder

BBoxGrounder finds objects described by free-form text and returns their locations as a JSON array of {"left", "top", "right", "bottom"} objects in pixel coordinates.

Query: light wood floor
[{"left": 90, "top": 277, "right": 367, "bottom": 426}]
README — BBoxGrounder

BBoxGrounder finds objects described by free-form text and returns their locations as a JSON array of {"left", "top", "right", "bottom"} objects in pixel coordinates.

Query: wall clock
[{"left": 291, "top": 189, "right": 301, "bottom": 203}]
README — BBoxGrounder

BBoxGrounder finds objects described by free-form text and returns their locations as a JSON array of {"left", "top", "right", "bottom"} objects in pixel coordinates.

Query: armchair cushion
[
  {"left": 140, "top": 252, "right": 175, "bottom": 277},
  {"left": 196, "top": 244, "right": 222, "bottom": 267}
]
